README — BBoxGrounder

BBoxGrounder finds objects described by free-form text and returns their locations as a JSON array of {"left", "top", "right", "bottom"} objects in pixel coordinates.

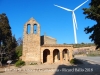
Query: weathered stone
[
  {"left": 22, "top": 18, "right": 73, "bottom": 64},
  {"left": 22, "top": 18, "right": 40, "bottom": 63}
]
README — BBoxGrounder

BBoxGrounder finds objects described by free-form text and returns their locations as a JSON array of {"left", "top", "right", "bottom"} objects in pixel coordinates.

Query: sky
[{"left": 0, "top": 0, "right": 96, "bottom": 44}]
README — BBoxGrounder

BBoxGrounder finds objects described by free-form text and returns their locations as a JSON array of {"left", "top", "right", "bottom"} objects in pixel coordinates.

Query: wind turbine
[{"left": 54, "top": 0, "right": 88, "bottom": 44}]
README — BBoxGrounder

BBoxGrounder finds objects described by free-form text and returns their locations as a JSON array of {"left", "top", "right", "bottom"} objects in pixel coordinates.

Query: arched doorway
[
  {"left": 62, "top": 49, "right": 69, "bottom": 61},
  {"left": 43, "top": 49, "right": 50, "bottom": 63},
  {"left": 53, "top": 49, "right": 60, "bottom": 63}
]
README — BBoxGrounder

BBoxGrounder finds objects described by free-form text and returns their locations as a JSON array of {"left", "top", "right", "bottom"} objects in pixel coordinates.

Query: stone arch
[
  {"left": 62, "top": 49, "right": 69, "bottom": 61},
  {"left": 53, "top": 49, "right": 60, "bottom": 63},
  {"left": 27, "top": 24, "right": 31, "bottom": 34},
  {"left": 43, "top": 49, "right": 50, "bottom": 63},
  {"left": 33, "top": 24, "right": 37, "bottom": 34}
]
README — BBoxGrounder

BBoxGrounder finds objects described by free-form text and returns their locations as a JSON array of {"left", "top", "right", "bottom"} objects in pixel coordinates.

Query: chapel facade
[{"left": 22, "top": 18, "right": 73, "bottom": 64}]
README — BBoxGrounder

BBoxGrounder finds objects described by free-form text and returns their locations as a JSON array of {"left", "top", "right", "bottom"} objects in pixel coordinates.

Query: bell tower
[{"left": 22, "top": 18, "right": 40, "bottom": 63}]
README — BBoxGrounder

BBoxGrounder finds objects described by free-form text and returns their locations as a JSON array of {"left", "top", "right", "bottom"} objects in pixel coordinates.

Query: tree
[
  {"left": 17, "top": 37, "right": 23, "bottom": 46},
  {"left": 0, "top": 13, "right": 12, "bottom": 46},
  {"left": 0, "top": 13, "right": 17, "bottom": 65},
  {"left": 10, "top": 35, "right": 18, "bottom": 60},
  {"left": 15, "top": 45, "right": 22, "bottom": 59},
  {"left": 63, "top": 43, "right": 67, "bottom": 45},
  {"left": 83, "top": 0, "right": 100, "bottom": 49},
  {"left": 81, "top": 42, "right": 85, "bottom": 44},
  {"left": 15, "top": 37, "right": 23, "bottom": 59}
]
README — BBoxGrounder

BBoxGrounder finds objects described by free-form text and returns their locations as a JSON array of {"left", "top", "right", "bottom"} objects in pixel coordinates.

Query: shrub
[
  {"left": 30, "top": 63, "right": 37, "bottom": 65},
  {"left": 70, "top": 58, "right": 83, "bottom": 65},
  {"left": 15, "top": 60, "right": 25, "bottom": 67},
  {"left": 70, "top": 59, "right": 75, "bottom": 64}
]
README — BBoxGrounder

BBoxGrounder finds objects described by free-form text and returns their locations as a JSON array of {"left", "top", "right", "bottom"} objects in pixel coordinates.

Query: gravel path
[{"left": 0, "top": 57, "right": 100, "bottom": 75}]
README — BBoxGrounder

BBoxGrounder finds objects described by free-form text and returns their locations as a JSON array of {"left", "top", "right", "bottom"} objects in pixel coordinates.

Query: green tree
[
  {"left": 83, "top": 0, "right": 100, "bottom": 49},
  {"left": 11, "top": 35, "right": 18, "bottom": 60},
  {"left": 15, "top": 37, "right": 23, "bottom": 59},
  {"left": 15, "top": 45, "right": 22, "bottom": 59},
  {"left": 0, "top": 13, "right": 17, "bottom": 65},
  {"left": 81, "top": 42, "right": 85, "bottom": 44},
  {"left": 17, "top": 37, "right": 23, "bottom": 46}
]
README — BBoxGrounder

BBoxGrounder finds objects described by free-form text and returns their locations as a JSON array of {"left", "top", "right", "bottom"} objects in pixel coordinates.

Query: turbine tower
[{"left": 54, "top": 0, "right": 88, "bottom": 44}]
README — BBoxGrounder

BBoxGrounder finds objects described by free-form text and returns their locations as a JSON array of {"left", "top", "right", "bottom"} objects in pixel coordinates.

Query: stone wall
[
  {"left": 41, "top": 35, "right": 57, "bottom": 45},
  {"left": 22, "top": 17, "right": 73, "bottom": 64},
  {"left": 22, "top": 18, "right": 41, "bottom": 63},
  {"left": 41, "top": 44, "right": 73, "bottom": 64}
]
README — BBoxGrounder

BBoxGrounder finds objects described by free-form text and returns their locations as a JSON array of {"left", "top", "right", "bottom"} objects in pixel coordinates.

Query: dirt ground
[{"left": 0, "top": 59, "right": 100, "bottom": 75}]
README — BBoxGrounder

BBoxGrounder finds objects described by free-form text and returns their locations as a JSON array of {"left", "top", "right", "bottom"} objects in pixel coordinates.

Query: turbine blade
[
  {"left": 74, "top": 0, "right": 88, "bottom": 11},
  {"left": 73, "top": 12, "right": 78, "bottom": 30},
  {"left": 54, "top": 4, "right": 72, "bottom": 11},
  {"left": 72, "top": 12, "right": 78, "bottom": 44}
]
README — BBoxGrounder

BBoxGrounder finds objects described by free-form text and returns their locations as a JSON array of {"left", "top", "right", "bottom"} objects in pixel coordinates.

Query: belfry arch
[{"left": 33, "top": 24, "right": 37, "bottom": 34}]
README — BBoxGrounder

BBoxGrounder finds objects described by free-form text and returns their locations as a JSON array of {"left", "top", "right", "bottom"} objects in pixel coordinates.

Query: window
[
  {"left": 33, "top": 24, "right": 37, "bottom": 34},
  {"left": 27, "top": 24, "right": 31, "bottom": 34}
]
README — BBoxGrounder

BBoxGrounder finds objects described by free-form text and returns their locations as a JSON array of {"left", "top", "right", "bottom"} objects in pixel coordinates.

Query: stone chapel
[{"left": 22, "top": 18, "right": 73, "bottom": 64}]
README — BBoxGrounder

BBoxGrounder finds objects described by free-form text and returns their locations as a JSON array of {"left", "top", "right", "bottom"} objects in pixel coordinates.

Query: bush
[
  {"left": 70, "top": 58, "right": 83, "bottom": 65},
  {"left": 15, "top": 60, "right": 25, "bottom": 67},
  {"left": 70, "top": 59, "right": 75, "bottom": 64},
  {"left": 30, "top": 63, "right": 37, "bottom": 65}
]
